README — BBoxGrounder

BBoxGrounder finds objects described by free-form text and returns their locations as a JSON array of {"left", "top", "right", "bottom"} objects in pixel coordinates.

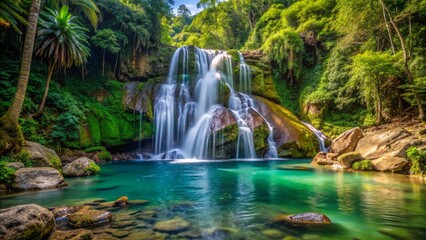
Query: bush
[
  {"left": 12, "top": 150, "right": 32, "bottom": 167},
  {"left": 406, "top": 147, "right": 426, "bottom": 175},
  {"left": 352, "top": 160, "right": 374, "bottom": 171},
  {"left": 0, "top": 161, "right": 15, "bottom": 186}
]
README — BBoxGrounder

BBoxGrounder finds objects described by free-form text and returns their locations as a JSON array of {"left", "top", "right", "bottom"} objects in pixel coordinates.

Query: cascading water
[
  {"left": 302, "top": 122, "right": 328, "bottom": 152},
  {"left": 152, "top": 46, "right": 317, "bottom": 159}
]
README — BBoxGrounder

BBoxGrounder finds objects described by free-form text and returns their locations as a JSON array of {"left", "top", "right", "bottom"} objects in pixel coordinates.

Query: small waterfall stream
[{"left": 151, "top": 46, "right": 324, "bottom": 159}]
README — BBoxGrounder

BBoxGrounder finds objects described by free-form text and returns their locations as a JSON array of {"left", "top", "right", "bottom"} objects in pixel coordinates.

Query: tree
[
  {"left": 33, "top": 5, "right": 90, "bottom": 117},
  {"left": 0, "top": 0, "right": 27, "bottom": 33},
  {"left": 350, "top": 51, "right": 400, "bottom": 125},
  {"left": 177, "top": 4, "right": 191, "bottom": 17},
  {"left": 46, "top": 0, "right": 101, "bottom": 29},
  {"left": 92, "top": 29, "right": 120, "bottom": 76},
  {"left": 262, "top": 29, "right": 304, "bottom": 85},
  {"left": 0, "top": 0, "right": 41, "bottom": 155}
]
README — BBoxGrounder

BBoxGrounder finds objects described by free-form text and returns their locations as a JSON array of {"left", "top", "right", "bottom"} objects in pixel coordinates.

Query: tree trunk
[
  {"left": 102, "top": 50, "right": 105, "bottom": 76},
  {"left": 4, "top": 0, "right": 41, "bottom": 123},
  {"left": 381, "top": 1, "right": 395, "bottom": 54},
  {"left": 380, "top": 0, "right": 425, "bottom": 122},
  {"left": 33, "top": 63, "right": 55, "bottom": 118},
  {"left": 114, "top": 53, "right": 120, "bottom": 75},
  {"left": 376, "top": 81, "right": 382, "bottom": 125}
]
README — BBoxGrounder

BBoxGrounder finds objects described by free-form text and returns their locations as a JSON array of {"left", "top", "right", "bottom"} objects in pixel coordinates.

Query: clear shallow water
[{"left": 1, "top": 159, "right": 425, "bottom": 239}]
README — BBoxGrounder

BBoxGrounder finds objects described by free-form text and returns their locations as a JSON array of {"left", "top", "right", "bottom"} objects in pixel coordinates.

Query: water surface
[{"left": 1, "top": 159, "right": 425, "bottom": 239}]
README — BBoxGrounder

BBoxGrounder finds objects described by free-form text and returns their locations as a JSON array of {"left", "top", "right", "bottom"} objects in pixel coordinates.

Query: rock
[
  {"left": 272, "top": 212, "right": 331, "bottom": 225},
  {"left": 355, "top": 128, "right": 420, "bottom": 160},
  {"left": 68, "top": 209, "right": 112, "bottom": 228},
  {"left": 51, "top": 206, "right": 81, "bottom": 222},
  {"left": 12, "top": 167, "right": 67, "bottom": 191},
  {"left": 153, "top": 217, "right": 190, "bottom": 233},
  {"left": 278, "top": 165, "right": 311, "bottom": 170},
  {"left": 254, "top": 96, "right": 318, "bottom": 158},
  {"left": 48, "top": 229, "right": 94, "bottom": 240},
  {"left": 5, "top": 161, "right": 24, "bottom": 169},
  {"left": 125, "top": 229, "right": 167, "bottom": 240},
  {"left": 62, "top": 157, "right": 100, "bottom": 177},
  {"left": 337, "top": 152, "right": 363, "bottom": 168},
  {"left": 113, "top": 196, "right": 129, "bottom": 207},
  {"left": 23, "top": 141, "right": 62, "bottom": 169},
  {"left": 262, "top": 229, "right": 284, "bottom": 239},
  {"left": 329, "top": 128, "right": 364, "bottom": 155},
  {"left": 311, "top": 152, "right": 331, "bottom": 165},
  {"left": 105, "top": 229, "right": 130, "bottom": 238},
  {"left": 378, "top": 227, "right": 414, "bottom": 240},
  {"left": 208, "top": 106, "right": 239, "bottom": 159},
  {"left": 326, "top": 153, "right": 339, "bottom": 161},
  {"left": 0, "top": 204, "right": 55, "bottom": 240},
  {"left": 371, "top": 156, "right": 409, "bottom": 173}
]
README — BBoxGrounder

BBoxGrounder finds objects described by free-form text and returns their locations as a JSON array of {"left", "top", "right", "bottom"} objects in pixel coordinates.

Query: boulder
[
  {"left": 272, "top": 212, "right": 331, "bottom": 225},
  {"left": 113, "top": 196, "right": 129, "bottom": 207},
  {"left": 6, "top": 161, "right": 24, "bottom": 169},
  {"left": 51, "top": 206, "right": 82, "bottom": 222},
  {"left": 153, "top": 217, "right": 190, "bottom": 233},
  {"left": 253, "top": 96, "right": 318, "bottom": 158},
  {"left": 329, "top": 128, "right": 364, "bottom": 155},
  {"left": 68, "top": 209, "right": 112, "bottom": 228},
  {"left": 0, "top": 204, "right": 55, "bottom": 240},
  {"left": 23, "top": 141, "right": 61, "bottom": 169},
  {"left": 337, "top": 152, "right": 363, "bottom": 168},
  {"left": 62, "top": 157, "right": 100, "bottom": 177},
  {"left": 356, "top": 128, "right": 420, "bottom": 160},
  {"left": 371, "top": 156, "right": 409, "bottom": 173},
  {"left": 12, "top": 167, "right": 67, "bottom": 191},
  {"left": 48, "top": 229, "right": 94, "bottom": 240},
  {"left": 311, "top": 152, "right": 333, "bottom": 165},
  {"left": 326, "top": 153, "right": 339, "bottom": 161}
]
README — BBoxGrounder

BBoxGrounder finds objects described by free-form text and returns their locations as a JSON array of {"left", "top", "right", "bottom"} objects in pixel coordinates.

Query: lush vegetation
[{"left": 407, "top": 146, "right": 426, "bottom": 176}]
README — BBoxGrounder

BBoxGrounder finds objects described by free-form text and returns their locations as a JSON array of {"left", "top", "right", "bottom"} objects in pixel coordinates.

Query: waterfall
[
  {"left": 302, "top": 122, "right": 328, "bottom": 152},
  {"left": 152, "top": 46, "right": 279, "bottom": 159}
]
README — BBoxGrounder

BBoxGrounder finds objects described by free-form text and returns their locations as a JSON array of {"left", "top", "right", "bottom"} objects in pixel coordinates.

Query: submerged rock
[
  {"left": 0, "top": 204, "right": 55, "bottom": 240},
  {"left": 153, "top": 217, "right": 190, "bottom": 233},
  {"left": 272, "top": 212, "right": 331, "bottom": 225},
  {"left": 51, "top": 206, "right": 82, "bottom": 223},
  {"left": 329, "top": 128, "right": 364, "bottom": 155},
  {"left": 68, "top": 209, "right": 112, "bottom": 228},
  {"left": 48, "top": 229, "right": 94, "bottom": 240},
  {"left": 262, "top": 229, "right": 285, "bottom": 239},
  {"left": 113, "top": 196, "right": 129, "bottom": 207},
  {"left": 23, "top": 141, "right": 62, "bottom": 169},
  {"left": 12, "top": 167, "right": 67, "bottom": 191},
  {"left": 62, "top": 157, "right": 100, "bottom": 177}
]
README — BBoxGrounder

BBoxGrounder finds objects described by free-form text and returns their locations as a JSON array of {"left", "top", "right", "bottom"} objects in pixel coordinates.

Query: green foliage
[
  {"left": 352, "top": 160, "right": 374, "bottom": 171},
  {"left": 84, "top": 146, "right": 111, "bottom": 161},
  {"left": 85, "top": 161, "right": 100, "bottom": 174},
  {"left": 406, "top": 147, "right": 426, "bottom": 176},
  {"left": 92, "top": 28, "right": 121, "bottom": 54},
  {"left": 0, "top": 161, "right": 15, "bottom": 186},
  {"left": 0, "top": 0, "right": 28, "bottom": 33},
  {"left": 263, "top": 29, "right": 304, "bottom": 83},
  {"left": 12, "top": 150, "right": 32, "bottom": 167}
]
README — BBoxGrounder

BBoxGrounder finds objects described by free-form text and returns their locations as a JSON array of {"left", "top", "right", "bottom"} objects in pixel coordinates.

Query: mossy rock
[
  {"left": 338, "top": 152, "right": 363, "bottom": 168},
  {"left": 250, "top": 65, "right": 280, "bottom": 103},
  {"left": 254, "top": 96, "right": 318, "bottom": 158},
  {"left": 68, "top": 209, "right": 112, "bottom": 228},
  {"left": 22, "top": 141, "right": 62, "bottom": 169},
  {"left": 152, "top": 217, "right": 190, "bottom": 233},
  {"left": 62, "top": 157, "right": 100, "bottom": 177}
]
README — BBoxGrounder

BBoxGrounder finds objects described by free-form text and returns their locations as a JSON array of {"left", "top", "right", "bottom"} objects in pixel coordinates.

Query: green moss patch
[{"left": 351, "top": 160, "right": 374, "bottom": 171}]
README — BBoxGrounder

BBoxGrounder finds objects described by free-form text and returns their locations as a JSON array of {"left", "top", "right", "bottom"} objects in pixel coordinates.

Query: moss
[
  {"left": 85, "top": 161, "right": 100, "bottom": 175},
  {"left": 352, "top": 160, "right": 374, "bottom": 171},
  {"left": 84, "top": 146, "right": 112, "bottom": 161},
  {"left": 406, "top": 147, "right": 426, "bottom": 175},
  {"left": 278, "top": 141, "right": 317, "bottom": 158},
  {"left": 226, "top": 49, "right": 240, "bottom": 63},
  {"left": 0, "top": 161, "right": 15, "bottom": 186},
  {"left": 0, "top": 116, "right": 25, "bottom": 155},
  {"left": 12, "top": 150, "right": 32, "bottom": 167},
  {"left": 253, "top": 125, "right": 270, "bottom": 156}
]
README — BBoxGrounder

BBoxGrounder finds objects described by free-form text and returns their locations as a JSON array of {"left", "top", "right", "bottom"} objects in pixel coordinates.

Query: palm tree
[
  {"left": 32, "top": 5, "right": 90, "bottom": 117},
  {"left": 46, "top": 0, "right": 101, "bottom": 29},
  {"left": 0, "top": 0, "right": 27, "bottom": 33}
]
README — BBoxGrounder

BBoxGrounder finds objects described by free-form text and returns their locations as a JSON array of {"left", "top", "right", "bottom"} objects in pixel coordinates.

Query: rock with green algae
[
  {"left": 48, "top": 229, "right": 94, "bottom": 240},
  {"left": 337, "top": 151, "right": 363, "bottom": 168},
  {"left": 125, "top": 229, "right": 168, "bottom": 240},
  {"left": 62, "top": 157, "right": 100, "bottom": 177},
  {"left": 254, "top": 96, "right": 318, "bottom": 158},
  {"left": 262, "top": 228, "right": 285, "bottom": 239},
  {"left": 23, "top": 141, "right": 62, "bottom": 169},
  {"left": 153, "top": 217, "right": 191, "bottom": 233},
  {"left": 0, "top": 204, "right": 55, "bottom": 240},
  {"left": 68, "top": 209, "right": 112, "bottom": 228}
]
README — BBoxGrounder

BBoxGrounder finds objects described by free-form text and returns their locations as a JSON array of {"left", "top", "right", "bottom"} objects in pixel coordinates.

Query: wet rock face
[
  {"left": 0, "top": 204, "right": 55, "bottom": 240},
  {"left": 208, "top": 106, "right": 239, "bottom": 159},
  {"left": 62, "top": 157, "right": 100, "bottom": 177},
  {"left": 329, "top": 128, "right": 364, "bottom": 155},
  {"left": 12, "top": 167, "right": 67, "bottom": 191},
  {"left": 209, "top": 106, "right": 237, "bottom": 134}
]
